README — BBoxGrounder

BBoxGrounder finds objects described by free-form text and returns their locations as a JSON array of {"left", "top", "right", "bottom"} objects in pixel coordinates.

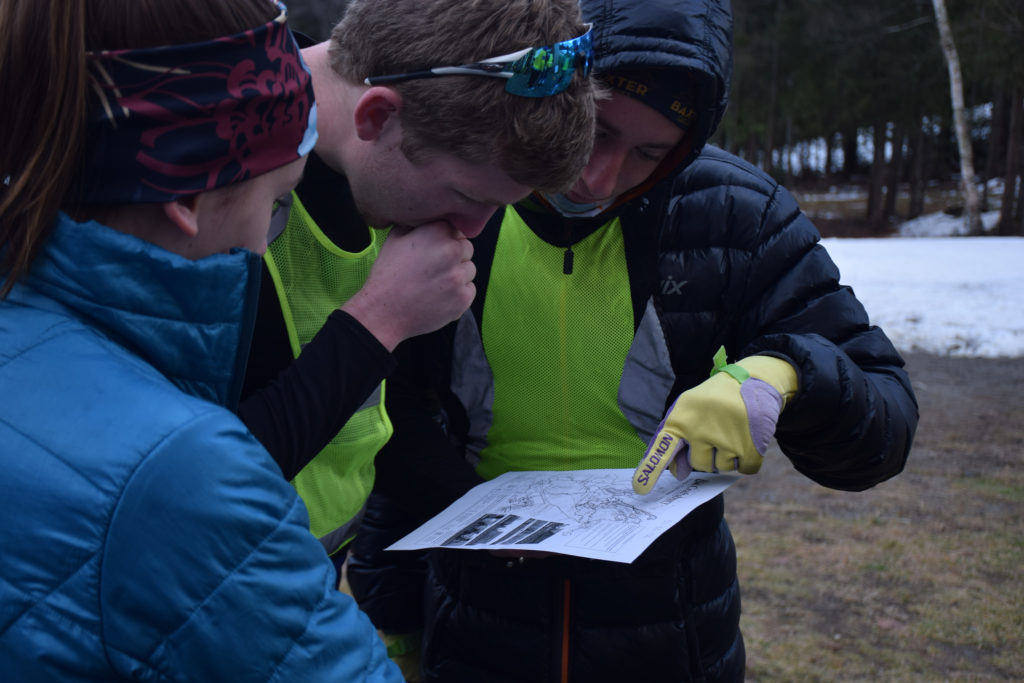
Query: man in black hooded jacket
[{"left": 346, "top": 0, "right": 919, "bottom": 680}]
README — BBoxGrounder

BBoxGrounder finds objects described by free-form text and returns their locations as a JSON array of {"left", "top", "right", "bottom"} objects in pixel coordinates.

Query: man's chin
[
  {"left": 358, "top": 210, "right": 393, "bottom": 232},
  {"left": 352, "top": 200, "right": 389, "bottom": 232}
]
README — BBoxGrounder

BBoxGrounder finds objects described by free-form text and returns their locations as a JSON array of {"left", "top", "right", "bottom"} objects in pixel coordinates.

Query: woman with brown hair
[{"left": 0, "top": 0, "right": 399, "bottom": 679}]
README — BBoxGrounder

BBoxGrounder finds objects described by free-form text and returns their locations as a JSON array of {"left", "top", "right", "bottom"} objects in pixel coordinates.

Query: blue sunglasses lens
[
  {"left": 504, "top": 29, "right": 593, "bottom": 97},
  {"left": 362, "top": 27, "right": 594, "bottom": 98}
]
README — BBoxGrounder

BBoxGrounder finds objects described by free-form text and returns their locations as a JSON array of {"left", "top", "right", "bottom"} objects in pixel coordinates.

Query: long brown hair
[{"left": 0, "top": 0, "right": 279, "bottom": 297}]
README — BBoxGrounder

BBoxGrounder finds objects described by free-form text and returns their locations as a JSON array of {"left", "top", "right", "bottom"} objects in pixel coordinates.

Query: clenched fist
[{"left": 342, "top": 222, "right": 477, "bottom": 350}]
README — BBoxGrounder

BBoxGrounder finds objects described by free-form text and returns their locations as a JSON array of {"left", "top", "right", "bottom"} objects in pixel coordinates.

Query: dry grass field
[{"left": 727, "top": 352, "right": 1024, "bottom": 681}]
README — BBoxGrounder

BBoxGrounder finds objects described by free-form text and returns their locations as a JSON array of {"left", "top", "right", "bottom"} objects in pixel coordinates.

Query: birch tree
[{"left": 932, "top": 0, "right": 983, "bottom": 235}]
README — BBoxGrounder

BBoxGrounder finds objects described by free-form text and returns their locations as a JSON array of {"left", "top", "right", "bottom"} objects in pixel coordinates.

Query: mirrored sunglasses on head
[{"left": 364, "top": 25, "right": 593, "bottom": 98}]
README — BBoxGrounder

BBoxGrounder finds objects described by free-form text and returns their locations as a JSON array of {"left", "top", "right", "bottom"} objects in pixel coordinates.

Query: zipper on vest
[{"left": 561, "top": 217, "right": 575, "bottom": 275}]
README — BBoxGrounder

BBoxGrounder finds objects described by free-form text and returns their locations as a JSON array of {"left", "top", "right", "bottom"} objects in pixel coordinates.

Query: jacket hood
[
  {"left": 506, "top": 0, "right": 734, "bottom": 237},
  {"left": 532, "top": 0, "right": 732, "bottom": 215},
  {"left": 584, "top": 0, "right": 732, "bottom": 153}
]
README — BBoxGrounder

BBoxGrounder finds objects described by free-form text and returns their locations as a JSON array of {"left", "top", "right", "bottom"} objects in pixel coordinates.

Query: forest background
[{"left": 286, "top": 0, "right": 1024, "bottom": 238}]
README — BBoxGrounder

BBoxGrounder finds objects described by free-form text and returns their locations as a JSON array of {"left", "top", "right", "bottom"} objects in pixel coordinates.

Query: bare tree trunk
[
  {"left": 998, "top": 88, "right": 1022, "bottom": 235},
  {"left": 800, "top": 140, "right": 811, "bottom": 180},
  {"left": 783, "top": 116, "right": 793, "bottom": 185},
  {"left": 884, "top": 124, "right": 906, "bottom": 220},
  {"left": 1015, "top": 170, "right": 1024, "bottom": 230},
  {"left": 841, "top": 127, "right": 859, "bottom": 179},
  {"left": 909, "top": 123, "right": 927, "bottom": 218},
  {"left": 764, "top": 0, "right": 783, "bottom": 175},
  {"left": 984, "top": 88, "right": 1009, "bottom": 211},
  {"left": 824, "top": 132, "right": 835, "bottom": 185},
  {"left": 866, "top": 121, "right": 888, "bottom": 231},
  {"left": 932, "top": 0, "right": 983, "bottom": 235}
]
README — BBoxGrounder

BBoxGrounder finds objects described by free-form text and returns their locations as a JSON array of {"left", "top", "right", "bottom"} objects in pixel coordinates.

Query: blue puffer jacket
[{"left": 0, "top": 214, "right": 401, "bottom": 682}]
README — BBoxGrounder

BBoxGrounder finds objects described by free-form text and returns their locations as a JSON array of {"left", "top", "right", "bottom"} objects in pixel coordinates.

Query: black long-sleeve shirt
[{"left": 237, "top": 152, "right": 396, "bottom": 480}]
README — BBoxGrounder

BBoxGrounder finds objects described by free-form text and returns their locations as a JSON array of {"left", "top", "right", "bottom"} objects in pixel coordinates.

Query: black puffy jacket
[
  {"left": 353, "top": 0, "right": 918, "bottom": 680},
  {"left": 412, "top": 147, "right": 918, "bottom": 682}
]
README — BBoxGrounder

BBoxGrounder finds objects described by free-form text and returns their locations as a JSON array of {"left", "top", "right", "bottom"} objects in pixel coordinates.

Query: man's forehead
[
  {"left": 431, "top": 153, "right": 532, "bottom": 204},
  {"left": 597, "top": 91, "right": 685, "bottom": 146},
  {"left": 465, "top": 173, "right": 533, "bottom": 206}
]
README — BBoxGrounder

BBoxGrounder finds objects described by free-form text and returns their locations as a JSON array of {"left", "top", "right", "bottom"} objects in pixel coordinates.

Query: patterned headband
[{"left": 73, "top": 1, "right": 317, "bottom": 204}]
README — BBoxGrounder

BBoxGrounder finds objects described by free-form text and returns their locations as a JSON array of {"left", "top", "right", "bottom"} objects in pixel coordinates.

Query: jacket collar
[{"left": 11, "top": 212, "right": 261, "bottom": 409}]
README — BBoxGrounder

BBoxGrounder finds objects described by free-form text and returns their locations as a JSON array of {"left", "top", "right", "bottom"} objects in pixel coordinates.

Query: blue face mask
[{"left": 540, "top": 191, "right": 614, "bottom": 218}]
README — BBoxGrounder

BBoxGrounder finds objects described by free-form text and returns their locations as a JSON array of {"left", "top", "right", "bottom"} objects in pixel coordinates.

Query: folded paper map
[{"left": 387, "top": 468, "right": 738, "bottom": 563}]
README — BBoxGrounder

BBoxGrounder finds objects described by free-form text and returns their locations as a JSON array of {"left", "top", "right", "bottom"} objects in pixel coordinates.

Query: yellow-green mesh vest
[
  {"left": 476, "top": 206, "right": 646, "bottom": 480},
  {"left": 264, "top": 192, "right": 392, "bottom": 555}
]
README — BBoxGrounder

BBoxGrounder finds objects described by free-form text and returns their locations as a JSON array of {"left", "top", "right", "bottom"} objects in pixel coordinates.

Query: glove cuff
[{"left": 736, "top": 355, "right": 798, "bottom": 404}]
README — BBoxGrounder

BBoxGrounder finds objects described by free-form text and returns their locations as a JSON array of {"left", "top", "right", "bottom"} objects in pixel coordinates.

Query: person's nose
[{"left": 579, "top": 146, "right": 626, "bottom": 201}]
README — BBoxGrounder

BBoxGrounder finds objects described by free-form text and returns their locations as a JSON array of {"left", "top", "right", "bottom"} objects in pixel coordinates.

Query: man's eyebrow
[{"left": 599, "top": 118, "right": 677, "bottom": 150}]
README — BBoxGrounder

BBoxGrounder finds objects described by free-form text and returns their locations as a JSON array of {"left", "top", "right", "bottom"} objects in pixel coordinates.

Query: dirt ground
[{"left": 725, "top": 352, "right": 1024, "bottom": 681}]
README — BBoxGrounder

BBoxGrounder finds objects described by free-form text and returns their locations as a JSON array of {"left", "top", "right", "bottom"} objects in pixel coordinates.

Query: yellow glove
[{"left": 632, "top": 347, "right": 798, "bottom": 494}]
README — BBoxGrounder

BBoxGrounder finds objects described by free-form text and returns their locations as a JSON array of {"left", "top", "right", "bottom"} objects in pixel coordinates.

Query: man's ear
[
  {"left": 353, "top": 87, "right": 403, "bottom": 141},
  {"left": 162, "top": 195, "right": 202, "bottom": 238}
]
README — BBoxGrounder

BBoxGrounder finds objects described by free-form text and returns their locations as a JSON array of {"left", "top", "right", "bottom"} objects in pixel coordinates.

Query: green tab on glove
[{"left": 632, "top": 347, "right": 798, "bottom": 494}]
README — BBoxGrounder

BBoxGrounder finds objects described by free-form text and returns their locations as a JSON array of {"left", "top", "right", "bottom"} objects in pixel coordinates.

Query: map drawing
[{"left": 387, "top": 468, "right": 738, "bottom": 564}]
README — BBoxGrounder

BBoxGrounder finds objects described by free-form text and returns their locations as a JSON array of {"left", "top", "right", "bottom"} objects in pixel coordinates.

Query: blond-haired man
[{"left": 236, "top": 0, "right": 596, "bottom": 601}]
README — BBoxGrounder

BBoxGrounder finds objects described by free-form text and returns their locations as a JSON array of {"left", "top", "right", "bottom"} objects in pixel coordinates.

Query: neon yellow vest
[
  {"left": 264, "top": 193, "right": 393, "bottom": 555},
  {"left": 476, "top": 206, "right": 646, "bottom": 479}
]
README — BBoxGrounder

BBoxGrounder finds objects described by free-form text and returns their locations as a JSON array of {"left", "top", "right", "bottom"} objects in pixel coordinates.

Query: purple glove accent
[
  {"left": 669, "top": 447, "right": 693, "bottom": 480},
  {"left": 740, "top": 378, "right": 784, "bottom": 453},
  {"left": 649, "top": 397, "right": 694, "bottom": 481}
]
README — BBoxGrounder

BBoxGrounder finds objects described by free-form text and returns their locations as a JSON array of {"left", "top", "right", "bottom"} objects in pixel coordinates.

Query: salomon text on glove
[{"left": 632, "top": 347, "right": 798, "bottom": 494}]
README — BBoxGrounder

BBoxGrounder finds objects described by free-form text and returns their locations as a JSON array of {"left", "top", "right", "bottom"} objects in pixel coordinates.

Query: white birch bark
[{"left": 932, "top": 0, "right": 983, "bottom": 235}]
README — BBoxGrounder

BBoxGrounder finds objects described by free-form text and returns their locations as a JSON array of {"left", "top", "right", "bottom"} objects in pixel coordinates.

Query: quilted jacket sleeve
[
  {"left": 662, "top": 148, "right": 918, "bottom": 492},
  {"left": 101, "top": 409, "right": 402, "bottom": 682}
]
